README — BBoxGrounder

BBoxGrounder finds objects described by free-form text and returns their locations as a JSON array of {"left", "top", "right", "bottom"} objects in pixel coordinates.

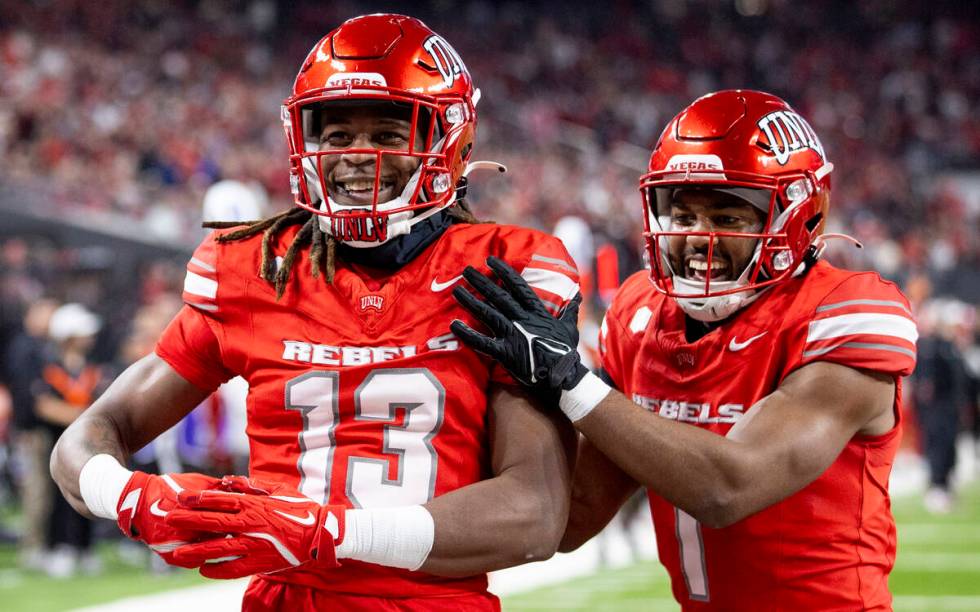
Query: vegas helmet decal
[
  {"left": 423, "top": 35, "right": 465, "bottom": 88},
  {"left": 757, "top": 110, "right": 826, "bottom": 165}
]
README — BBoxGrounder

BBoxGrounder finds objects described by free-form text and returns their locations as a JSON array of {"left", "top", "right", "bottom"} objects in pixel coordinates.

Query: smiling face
[
  {"left": 665, "top": 187, "right": 767, "bottom": 283},
  {"left": 315, "top": 103, "right": 426, "bottom": 207}
]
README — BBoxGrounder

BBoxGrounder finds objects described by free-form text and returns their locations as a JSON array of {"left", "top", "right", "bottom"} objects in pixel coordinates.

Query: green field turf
[
  {"left": 0, "top": 482, "right": 976, "bottom": 611},
  {"left": 0, "top": 543, "right": 207, "bottom": 612},
  {"left": 503, "top": 481, "right": 980, "bottom": 611}
]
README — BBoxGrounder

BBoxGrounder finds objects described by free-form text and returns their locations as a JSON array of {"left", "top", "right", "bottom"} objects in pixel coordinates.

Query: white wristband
[
  {"left": 335, "top": 505, "right": 434, "bottom": 571},
  {"left": 559, "top": 370, "right": 611, "bottom": 422},
  {"left": 79, "top": 454, "right": 133, "bottom": 520}
]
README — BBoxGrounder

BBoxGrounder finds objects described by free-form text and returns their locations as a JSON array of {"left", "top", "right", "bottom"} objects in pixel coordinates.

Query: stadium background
[{"left": 0, "top": 0, "right": 977, "bottom": 609}]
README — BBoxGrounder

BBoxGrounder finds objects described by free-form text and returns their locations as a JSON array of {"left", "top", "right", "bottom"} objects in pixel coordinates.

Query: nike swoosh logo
[
  {"left": 431, "top": 275, "right": 463, "bottom": 292},
  {"left": 149, "top": 500, "right": 168, "bottom": 518},
  {"left": 273, "top": 509, "right": 316, "bottom": 526},
  {"left": 729, "top": 332, "right": 768, "bottom": 352}
]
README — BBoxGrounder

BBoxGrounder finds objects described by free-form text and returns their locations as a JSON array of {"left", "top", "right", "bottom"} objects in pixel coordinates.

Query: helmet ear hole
[{"left": 804, "top": 213, "right": 823, "bottom": 233}]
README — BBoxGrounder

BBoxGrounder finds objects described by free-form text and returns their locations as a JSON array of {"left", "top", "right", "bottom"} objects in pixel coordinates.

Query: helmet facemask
[
  {"left": 283, "top": 85, "right": 475, "bottom": 247},
  {"left": 642, "top": 172, "right": 823, "bottom": 322}
]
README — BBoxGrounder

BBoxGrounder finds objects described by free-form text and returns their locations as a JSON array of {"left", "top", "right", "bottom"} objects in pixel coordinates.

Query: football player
[
  {"left": 50, "top": 15, "right": 579, "bottom": 610},
  {"left": 451, "top": 90, "right": 917, "bottom": 610}
]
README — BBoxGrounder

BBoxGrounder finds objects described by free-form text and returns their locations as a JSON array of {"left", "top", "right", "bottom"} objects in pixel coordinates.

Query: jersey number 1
[
  {"left": 285, "top": 368, "right": 445, "bottom": 507},
  {"left": 676, "top": 507, "right": 710, "bottom": 601}
]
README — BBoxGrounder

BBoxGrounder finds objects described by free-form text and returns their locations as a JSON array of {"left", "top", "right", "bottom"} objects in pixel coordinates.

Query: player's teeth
[
  {"left": 689, "top": 260, "right": 724, "bottom": 271},
  {"left": 344, "top": 180, "right": 375, "bottom": 191}
]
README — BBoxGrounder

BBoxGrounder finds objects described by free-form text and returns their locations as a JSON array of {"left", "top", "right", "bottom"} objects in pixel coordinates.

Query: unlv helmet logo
[
  {"left": 423, "top": 35, "right": 466, "bottom": 88},
  {"left": 756, "top": 111, "right": 826, "bottom": 165}
]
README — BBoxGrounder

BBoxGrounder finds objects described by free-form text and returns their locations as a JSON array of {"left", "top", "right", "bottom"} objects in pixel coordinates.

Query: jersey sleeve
[
  {"left": 783, "top": 273, "right": 918, "bottom": 378},
  {"left": 181, "top": 232, "right": 222, "bottom": 314},
  {"left": 155, "top": 232, "right": 237, "bottom": 392},
  {"left": 514, "top": 235, "right": 581, "bottom": 317},
  {"left": 155, "top": 305, "right": 235, "bottom": 392},
  {"left": 489, "top": 231, "right": 582, "bottom": 386}
]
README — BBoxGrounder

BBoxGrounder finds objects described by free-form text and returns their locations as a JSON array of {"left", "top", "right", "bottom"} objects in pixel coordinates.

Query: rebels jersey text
[
  {"left": 600, "top": 261, "right": 916, "bottom": 611},
  {"left": 156, "top": 221, "right": 579, "bottom": 599}
]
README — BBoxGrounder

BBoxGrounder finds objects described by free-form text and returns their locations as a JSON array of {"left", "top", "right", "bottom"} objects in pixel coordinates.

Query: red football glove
[
  {"left": 115, "top": 471, "right": 226, "bottom": 563},
  {"left": 164, "top": 477, "right": 345, "bottom": 579}
]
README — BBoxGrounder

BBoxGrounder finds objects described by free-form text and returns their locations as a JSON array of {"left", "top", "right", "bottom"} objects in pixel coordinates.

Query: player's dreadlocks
[{"left": 203, "top": 199, "right": 482, "bottom": 299}]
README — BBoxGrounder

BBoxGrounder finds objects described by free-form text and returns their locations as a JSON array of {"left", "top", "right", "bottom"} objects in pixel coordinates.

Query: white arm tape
[
  {"left": 79, "top": 454, "right": 133, "bottom": 520},
  {"left": 559, "top": 370, "right": 611, "bottom": 422},
  {"left": 335, "top": 505, "right": 434, "bottom": 571}
]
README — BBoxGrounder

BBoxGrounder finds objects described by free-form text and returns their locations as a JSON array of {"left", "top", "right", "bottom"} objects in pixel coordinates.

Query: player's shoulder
[
  {"left": 442, "top": 222, "right": 570, "bottom": 263},
  {"left": 793, "top": 261, "right": 913, "bottom": 315},
  {"left": 183, "top": 226, "right": 291, "bottom": 314},
  {"left": 777, "top": 261, "right": 917, "bottom": 376},
  {"left": 607, "top": 270, "right": 664, "bottom": 321}
]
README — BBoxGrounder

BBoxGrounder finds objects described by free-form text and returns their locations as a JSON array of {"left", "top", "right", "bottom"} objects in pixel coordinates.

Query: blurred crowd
[{"left": 0, "top": 0, "right": 977, "bottom": 576}]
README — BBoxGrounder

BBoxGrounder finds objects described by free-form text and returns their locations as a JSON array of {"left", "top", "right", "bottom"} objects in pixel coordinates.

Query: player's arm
[
  {"left": 420, "top": 384, "right": 576, "bottom": 576},
  {"left": 572, "top": 361, "right": 894, "bottom": 527},
  {"left": 559, "top": 435, "right": 640, "bottom": 553},
  {"left": 163, "top": 383, "right": 577, "bottom": 579},
  {"left": 50, "top": 353, "right": 211, "bottom": 516},
  {"left": 450, "top": 257, "right": 897, "bottom": 528}
]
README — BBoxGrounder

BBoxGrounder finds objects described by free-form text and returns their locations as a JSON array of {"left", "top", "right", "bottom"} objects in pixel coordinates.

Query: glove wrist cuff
[
  {"left": 310, "top": 505, "right": 345, "bottom": 568},
  {"left": 79, "top": 454, "right": 133, "bottom": 520},
  {"left": 559, "top": 370, "right": 611, "bottom": 422}
]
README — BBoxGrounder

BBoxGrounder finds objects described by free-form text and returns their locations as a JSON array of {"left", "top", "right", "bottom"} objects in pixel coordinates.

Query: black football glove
[{"left": 450, "top": 256, "right": 588, "bottom": 403}]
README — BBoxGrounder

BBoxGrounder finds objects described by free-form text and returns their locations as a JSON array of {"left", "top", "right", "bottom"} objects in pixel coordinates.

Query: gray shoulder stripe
[
  {"left": 531, "top": 254, "right": 577, "bottom": 275},
  {"left": 815, "top": 299, "right": 911, "bottom": 315},
  {"left": 540, "top": 298, "right": 562, "bottom": 313},
  {"left": 190, "top": 257, "right": 216, "bottom": 273},
  {"left": 187, "top": 301, "right": 219, "bottom": 312},
  {"left": 803, "top": 341, "right": 915, "bottom": 359}
]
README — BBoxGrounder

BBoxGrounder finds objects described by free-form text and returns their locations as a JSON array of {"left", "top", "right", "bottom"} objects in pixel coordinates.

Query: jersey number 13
[{"left": 284, "top": 368, "right": 445, "bottom": 508}]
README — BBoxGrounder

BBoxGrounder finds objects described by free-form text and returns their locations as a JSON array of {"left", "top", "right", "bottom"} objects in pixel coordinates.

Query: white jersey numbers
[{"left": 285, "top": 368, "right": 445, "bottom": 507}]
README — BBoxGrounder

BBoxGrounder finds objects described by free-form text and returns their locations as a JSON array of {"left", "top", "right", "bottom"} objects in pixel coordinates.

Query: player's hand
[
  {"left": 115, "top": 471, "right": 226, "bottom": 564},
  {"left": 164, "top": 478, "right": 344, "bottom": 579},
  {"left": 450, "top": 256, "right": 588, "bottom": 403}
]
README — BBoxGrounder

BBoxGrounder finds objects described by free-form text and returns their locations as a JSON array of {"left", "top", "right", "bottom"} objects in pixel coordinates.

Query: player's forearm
[
  {"left": 50, "top": 411, "right": 130, "bottom": 517},
  {"left": 420, "top": 470, "right": 568, "bottom": 576},
  {"left": 575, "top": 390, "right": 762, "bottom": 528}
]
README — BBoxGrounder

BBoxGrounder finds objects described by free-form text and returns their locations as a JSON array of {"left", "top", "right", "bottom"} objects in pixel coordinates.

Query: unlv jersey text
[
  {"left": 281, "top": 334, "right": 459, "bottom": 367},
  {"left": 632, "top": 393, "right": 745, "bottom": 424}
]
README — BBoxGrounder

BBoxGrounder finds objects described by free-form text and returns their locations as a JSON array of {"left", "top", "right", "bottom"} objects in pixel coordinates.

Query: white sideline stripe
[
  {"left": 183, "top": 270, "right": 218, "bottom": 299},
  {"left": 894, "top": 596, "right": 980, "bottom": 611},
  {"left": 189, "top": 257, "right": 216, "bottom": 273},
  {"left": 522, "top": 267, "right": 579, "bottom": 301},
  {"left": 70, "top": 579, "right": 250, "bottom": 611},
  {"left": 895, "top": 552, "right": 980, "bottom": 571},
  {"left": 807, "top": 313, "right": 917, "bottom": 343}
]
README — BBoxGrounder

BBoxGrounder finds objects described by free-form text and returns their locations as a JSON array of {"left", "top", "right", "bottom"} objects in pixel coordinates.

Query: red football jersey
[
  {"left": 155, "top": 221, "right": 579, "bottom": 598},
  {"left": 600, "top": 261, "right": 917, "bottom": 611}
]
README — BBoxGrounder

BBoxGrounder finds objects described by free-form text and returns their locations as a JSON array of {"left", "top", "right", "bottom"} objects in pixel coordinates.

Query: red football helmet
[
  {"left": 282, "top": 14, "right": 477, "bottom": 246},
  {"left": 639, "top": 90, "right": 834, "bottom": 321}
]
